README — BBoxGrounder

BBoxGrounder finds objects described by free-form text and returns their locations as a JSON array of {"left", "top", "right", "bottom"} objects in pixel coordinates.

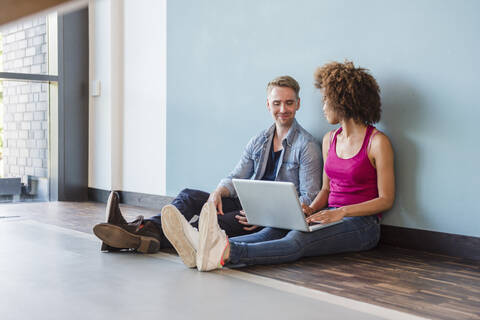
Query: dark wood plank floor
[{"left": 1, "top": 201, "right": 479, "bottom": 320}]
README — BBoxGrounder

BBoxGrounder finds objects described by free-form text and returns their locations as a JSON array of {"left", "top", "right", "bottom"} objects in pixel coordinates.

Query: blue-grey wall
[{"left": 167, "top": 0, "right": 480, "bottom": 237}]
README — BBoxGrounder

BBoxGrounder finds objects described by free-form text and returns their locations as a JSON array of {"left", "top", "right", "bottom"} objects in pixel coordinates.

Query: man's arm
[
  {"left": 298, "top": 140, "right": 322, "bottom": 205},
  {"left": 304, "top": 132, "right": 332, "bottom": 214},
  {"left": 211, "top": 136, "right": 257, "bottom": 213}
]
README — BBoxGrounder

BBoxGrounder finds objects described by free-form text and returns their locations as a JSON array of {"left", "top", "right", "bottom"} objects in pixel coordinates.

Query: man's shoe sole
[
  {"left": 100, "top": 242, "right": 122, "bottom": 252},
  {"left": 161, "top": 206, "right": 196, "bottom": 268},
  {"left": 93, "top": 223, "right": 160, "bottom": 253}
]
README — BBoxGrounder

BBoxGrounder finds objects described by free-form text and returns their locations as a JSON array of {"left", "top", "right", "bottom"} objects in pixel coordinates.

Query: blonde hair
[{"left": 267, "top": 75, "right": 300, "bottom": 99}]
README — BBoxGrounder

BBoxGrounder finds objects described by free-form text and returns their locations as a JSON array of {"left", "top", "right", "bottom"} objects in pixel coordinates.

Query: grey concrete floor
[{"left": 0, "top": 218, "right": 423, "bottom": 320}]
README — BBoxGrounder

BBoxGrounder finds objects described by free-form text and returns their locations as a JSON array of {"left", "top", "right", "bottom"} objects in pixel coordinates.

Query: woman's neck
[{"left": 339, "top": 118, "right": 367, "bottom": 139}]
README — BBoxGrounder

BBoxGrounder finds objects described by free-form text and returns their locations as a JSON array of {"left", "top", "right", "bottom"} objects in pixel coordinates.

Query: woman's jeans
[{"left": 227, "top": 215, "right": 380, "bottom": 267}]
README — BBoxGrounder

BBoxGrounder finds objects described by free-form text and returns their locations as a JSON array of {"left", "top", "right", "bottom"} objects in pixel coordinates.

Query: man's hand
[
  {"left": 208, "top": 190, "right": 224, "bottom": 215},
  {"left": 306, "top": 208, "right": 345, "bottom": 224},
  {"left": 235, "top": 210, "right": 259, "bottom": 231},
  {"left": 302, "top": 203, "right": 315, "bottom": 217}
]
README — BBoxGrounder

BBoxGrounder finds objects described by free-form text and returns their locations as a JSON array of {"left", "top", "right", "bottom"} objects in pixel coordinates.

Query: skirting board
[
  {"left": 380, "top": 224, "right": 479, "bottom": 261},
  {"left": 88, "top": 187, "right": 479, "bottom": 261},
  {"left": 87, "top": 188, "right": 173, "bottom": 211}
]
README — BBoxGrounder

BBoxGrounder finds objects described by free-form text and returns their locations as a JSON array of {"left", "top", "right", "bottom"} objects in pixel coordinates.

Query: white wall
[
  {"left": 89, "top": 0, "right": 167, "bottom": 195},
  {"left": 122, "top": 0, "right": 166, "bottom": 195},
  {"left": 89, "top": 0, "right": 111, "bottom": 191}
]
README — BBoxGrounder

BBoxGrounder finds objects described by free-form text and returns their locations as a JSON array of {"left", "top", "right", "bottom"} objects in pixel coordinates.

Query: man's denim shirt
[{"left": 218, "top": 119, "right": 322, "bottom": 205}]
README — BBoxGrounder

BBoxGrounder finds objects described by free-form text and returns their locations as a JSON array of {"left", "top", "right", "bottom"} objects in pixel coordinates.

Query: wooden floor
[{"left": 1, "top": 201, "right": 479, "bottom": 320}]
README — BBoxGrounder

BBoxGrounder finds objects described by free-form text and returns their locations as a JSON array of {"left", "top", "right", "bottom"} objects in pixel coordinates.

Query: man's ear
[
  {"left": 266, "top": 99, "right": 271, "bottom": 111},
  {"left": 296, "top": 98, "right": 301, "bottom": 110}
]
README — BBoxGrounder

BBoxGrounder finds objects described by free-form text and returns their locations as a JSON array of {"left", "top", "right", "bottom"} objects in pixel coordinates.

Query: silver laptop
[{"left": 232, "top": 179, "right": 343, "bottom": 232}]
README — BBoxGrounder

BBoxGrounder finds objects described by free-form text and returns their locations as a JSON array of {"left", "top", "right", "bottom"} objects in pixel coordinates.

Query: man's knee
[
  {"left": 172, "top": 189, "right": 210, "bottom": 217},
  {"left": 177, "top": 188, "right": 209, "bottom": 200},
  {"left": 179, "top": 188, "right": 200, "bottom": 196}
]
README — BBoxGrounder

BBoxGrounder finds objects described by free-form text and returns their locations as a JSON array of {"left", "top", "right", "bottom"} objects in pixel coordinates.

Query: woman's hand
[
  {"left": 235, "top": 210, "right": 259, "bottom": 231},
  {"left": 302, "top": 204, "right": 315, "bottom": 217},
  {"left": 306, "top": 208, "right": 345, "bottom": 224}
]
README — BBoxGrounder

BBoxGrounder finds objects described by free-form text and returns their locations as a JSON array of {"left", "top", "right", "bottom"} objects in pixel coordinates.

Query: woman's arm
[
  {"left": 303, "top": 131, "right": 332, "bottom": 215},
  {"left": 307, "top": 132, "right": 395, "bottom": 224}
]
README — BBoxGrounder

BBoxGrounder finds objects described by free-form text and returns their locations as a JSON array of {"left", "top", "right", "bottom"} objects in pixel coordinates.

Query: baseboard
[
  {"left": 87, "top": 188, "right": 110, "bottom": 203},
  {"left": 87, "top": 188, "right": 173, "bottom": 211},
  {"left": 380, "top": 224, "right": 480, "bottom": 261}
]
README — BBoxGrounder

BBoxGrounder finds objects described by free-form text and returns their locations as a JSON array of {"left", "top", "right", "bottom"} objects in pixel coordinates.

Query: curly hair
[{"left": 314, "top": 61, "right": 381, "bottom": 124}]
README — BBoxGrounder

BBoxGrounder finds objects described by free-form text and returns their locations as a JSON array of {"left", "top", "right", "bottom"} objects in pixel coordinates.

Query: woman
[{"left": 162, "top": 61, "right": 395, "bottom": 271}]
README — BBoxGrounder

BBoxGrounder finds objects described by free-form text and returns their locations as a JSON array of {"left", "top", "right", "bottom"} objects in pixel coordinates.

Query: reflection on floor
[{"left": 0, "top": 201, "right": 479, "bottom": 320}]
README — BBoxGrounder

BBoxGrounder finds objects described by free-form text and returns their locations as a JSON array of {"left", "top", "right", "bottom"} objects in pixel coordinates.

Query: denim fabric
[
  {"left": 146, "top": 189, "right": 261, "bottom": 248},
  {"left": 217, "top": 119, "right": 322, "bottom": 205},
  {"left": 227, "top": 215, "right": 380, "bottom": 267}
]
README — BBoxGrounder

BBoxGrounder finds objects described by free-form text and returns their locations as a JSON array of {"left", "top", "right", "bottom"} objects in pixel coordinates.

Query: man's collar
[
  {"left": 265, "top": 122, "right": 276, "bottom": 138},
  {"left": 264, "top": 119, "right": 298, "bottom": 147},
  {"left": 284, "top": 119, "right": 298, "bottom": 147}
]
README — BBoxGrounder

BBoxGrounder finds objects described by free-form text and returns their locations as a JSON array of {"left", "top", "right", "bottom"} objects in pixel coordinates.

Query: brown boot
[
  {"left": 106, "top": 191, "right": 127, "bottom": 225},
  {"left": 93, "top": 215, "right": 162, "bottom": 253},
  {"left": 99, "top": 191, "right": 128, "bottom": 251}
]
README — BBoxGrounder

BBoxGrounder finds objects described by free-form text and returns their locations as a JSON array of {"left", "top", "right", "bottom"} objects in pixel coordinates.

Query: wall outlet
[{"left": 91, "top": 80, "right": 101, "bottom": 97}]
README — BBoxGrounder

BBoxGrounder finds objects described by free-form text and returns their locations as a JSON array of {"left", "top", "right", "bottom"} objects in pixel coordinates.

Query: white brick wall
[{"left": 1, "top": 17, "right": 49, "bottom": 181}]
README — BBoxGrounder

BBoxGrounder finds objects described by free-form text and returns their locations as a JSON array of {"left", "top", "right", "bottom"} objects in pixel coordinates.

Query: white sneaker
[
  {"left": 161, "top": 205, "right": 199, "bottom": 268},
  {"left": 196, "top": 201, "right": 229, "bottom": 271}
]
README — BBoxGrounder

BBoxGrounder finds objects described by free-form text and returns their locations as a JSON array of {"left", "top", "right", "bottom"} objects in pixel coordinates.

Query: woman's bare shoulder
[{"left": 370, "top": 129, "right": 393, "bottom": 154}]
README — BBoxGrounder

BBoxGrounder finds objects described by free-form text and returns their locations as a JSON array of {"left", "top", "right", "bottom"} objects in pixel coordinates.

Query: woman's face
[{"left": 322, "top": 99, "right": 340, "bottom": 124}]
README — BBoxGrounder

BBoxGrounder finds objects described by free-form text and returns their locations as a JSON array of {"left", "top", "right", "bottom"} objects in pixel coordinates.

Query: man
[{"left": 93, "top": 75, "right": 321, "bottom": 257}]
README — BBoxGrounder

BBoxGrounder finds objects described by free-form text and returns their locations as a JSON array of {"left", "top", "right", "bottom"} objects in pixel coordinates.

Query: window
[{"left": 0, "top": 13, "right": 58, "bottom": 202}]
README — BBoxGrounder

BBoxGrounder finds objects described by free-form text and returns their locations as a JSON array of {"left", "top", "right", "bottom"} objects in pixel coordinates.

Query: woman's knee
[
  {"left": 246, "top": 227, "right": 287, "bottom": 242},
  {"left": 260, "top": 227, "right": 288, "bottom": 240},
  {"left": 284, "top": 231, "right": 307, "bottom": 251}
]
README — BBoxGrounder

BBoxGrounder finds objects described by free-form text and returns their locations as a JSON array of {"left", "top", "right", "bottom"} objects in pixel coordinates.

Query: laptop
[{"left": 232, "top": 179, "right": 343, "bottom": 232}]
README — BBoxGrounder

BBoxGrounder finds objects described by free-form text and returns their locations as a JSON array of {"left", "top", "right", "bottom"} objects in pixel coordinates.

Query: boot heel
[{"left": 138, "top": 237, "right": 160, "bottom": 254}]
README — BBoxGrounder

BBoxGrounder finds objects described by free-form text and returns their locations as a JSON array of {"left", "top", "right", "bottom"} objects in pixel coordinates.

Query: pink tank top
[{"left": 324, "top": 125, "right": 379, "bottom": 208}]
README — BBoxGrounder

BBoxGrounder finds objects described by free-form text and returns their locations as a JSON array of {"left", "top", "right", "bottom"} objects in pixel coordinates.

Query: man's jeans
[
  {"left": 227, "top": 215, "right": 380, "bottom": 267},
  {"left": 146, "top": 188, "right": 260, "bottom": 248}
]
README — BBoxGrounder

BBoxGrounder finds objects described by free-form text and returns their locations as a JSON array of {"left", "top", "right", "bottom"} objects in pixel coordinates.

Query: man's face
[{"left": 267, "top": 86, "right": 300, "bottom": 128}]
